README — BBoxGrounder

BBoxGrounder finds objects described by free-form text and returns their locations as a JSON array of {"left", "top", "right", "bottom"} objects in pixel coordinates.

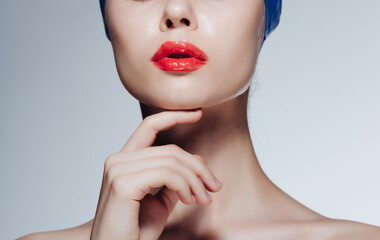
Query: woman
[{"left": 18, "top": 0, "right": 380, "bottom": 239}]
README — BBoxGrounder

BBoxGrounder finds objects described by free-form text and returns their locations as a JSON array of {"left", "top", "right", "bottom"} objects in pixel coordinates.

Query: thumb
[
  {"left": 154, "top": 186, "right": 180, "bottom": 217},
  {"left": 138, "top": 187, "right": 181, "bottom": 239}
]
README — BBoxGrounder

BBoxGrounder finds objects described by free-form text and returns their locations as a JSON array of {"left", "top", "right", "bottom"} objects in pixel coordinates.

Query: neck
[{"left": 139, "top": 88, "right": 279, "bottom": 232}]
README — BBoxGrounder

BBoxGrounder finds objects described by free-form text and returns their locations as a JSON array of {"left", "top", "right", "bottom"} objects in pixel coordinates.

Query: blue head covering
[
  {"left": 99, "top": 0, "right": 108, "bottom": 39},
  {"left": 99, "top": 0, "right": 282, "bottom": 43},
  {"left": 263, "top": 0, "right": 282, "bottom": 42}
]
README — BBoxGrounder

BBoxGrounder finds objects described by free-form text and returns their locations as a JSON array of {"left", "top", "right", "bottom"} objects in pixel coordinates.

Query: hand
[{"left": 90, "top": 109, "right": 223, "bottom": 240}]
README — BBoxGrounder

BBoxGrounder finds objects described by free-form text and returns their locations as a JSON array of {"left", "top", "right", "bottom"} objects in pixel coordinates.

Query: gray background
[{"left": 1, "top": 0, "right": 379, "bottom": 239}]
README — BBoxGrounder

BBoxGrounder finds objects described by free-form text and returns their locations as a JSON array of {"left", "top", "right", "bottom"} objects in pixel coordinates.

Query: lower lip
[{"left": 152, "top": 57, "right": 207, "bottom": 72}]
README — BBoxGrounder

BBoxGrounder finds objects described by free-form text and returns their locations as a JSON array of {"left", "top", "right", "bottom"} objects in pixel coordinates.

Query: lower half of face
[{"left": 107, "top": 0, "right": 265, "bottom": 110}]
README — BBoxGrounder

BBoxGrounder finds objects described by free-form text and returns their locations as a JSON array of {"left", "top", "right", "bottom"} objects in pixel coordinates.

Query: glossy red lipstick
[{"left": 151, "top": 40, "right": 208, "bottom": 72}]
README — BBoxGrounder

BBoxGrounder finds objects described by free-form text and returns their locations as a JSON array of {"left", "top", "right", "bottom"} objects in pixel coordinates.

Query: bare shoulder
[
  {"left": 16, "top": 220, "right": 93, "bottom": 240},
  {"left": 222, "top": 218, "right": 380, "bottom": 240},
  {"left": 307, "top": 218, "right": 380, "bottom": 240}
]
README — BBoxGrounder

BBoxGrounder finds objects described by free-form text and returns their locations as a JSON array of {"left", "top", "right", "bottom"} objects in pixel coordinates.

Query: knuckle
[
  {"left": 110, "top": 177, "right": 123, "bottom": 195},
  {"left": 110, "top": 176, "right": 130, "bottom": 198},
  {"left": 160, "top": 166, "right": 188, "bottom": 189},
  {"left": 165, "top": 155, "right": 180, "bottom": 165},
  {"left": 105, "top": 165, "right": 118, "bottom": 184},
  {"left": 191, "top": 163, "right": 213, "bottom": 187},
  {"left": 156, "top": 166, "right": 184, "bottom": 190},
  {"left": 104, "top": 153, "right": 118, "bottom": 169},
  {"left": 192, "top": 157, "right": 209, "bottom": 175},
  {"left": 142, "top": 115, "right": 155, "bottom": 127},
  {"left": 198, "top": 165, "right": 210, "bottom": 178},
  {"left": 190, "top": 173, "right": 204, "bottom": 188},
  {"left": 166, "top": 144, "right": 182, "bottom": 154},
  {"left": 195, "top": 154, "right": 206, "bottom": 164},
  {"left": 178, "top": 182, "right": 190, "bottom": 194},
  {"left": 156, "top": 166, "right": 173, "bottom": 176},
  {"left": 171, "top": 175, "right": 187, "bottom": 192}
]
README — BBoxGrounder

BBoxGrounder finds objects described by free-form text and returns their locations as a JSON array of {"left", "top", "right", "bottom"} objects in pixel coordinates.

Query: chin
[
  {"left": 121, "top": 67, "right": 251, "bottom": 111},
  {"left": 137, "top": 87, "right": 245, "bottom": 111},
  {"left": 125, "top": 78, "right": 211, "bottom": 110},
  {"left": 138, "top": 93, "right": 209, "bottom": 111}
]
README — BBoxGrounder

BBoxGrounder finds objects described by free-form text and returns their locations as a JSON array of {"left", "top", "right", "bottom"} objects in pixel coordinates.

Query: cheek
[
  {"left": 109, "top": 8, "right": 157, "bottom": 96},
  {"left": 205, "top": 5, "right": 262, "bottom": 99},
  {"left": 108, "top": 2, "right": 154, "bottom": 64}
]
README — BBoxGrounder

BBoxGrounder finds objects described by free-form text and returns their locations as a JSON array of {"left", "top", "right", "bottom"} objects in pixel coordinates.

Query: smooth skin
[
  {"left": 90, "top": 109, "right": 221, "bottom": 240},
  {"left": 18, "top": 0, "right": 380, "bottom": 239},
  {"left": 17, "top": 109, "right": 380, "bottom": 240}
]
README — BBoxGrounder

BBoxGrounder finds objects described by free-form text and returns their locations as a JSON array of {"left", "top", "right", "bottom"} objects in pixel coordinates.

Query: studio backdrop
[{"left": 1, "top": 0, "right": 379, "bottom": 239}]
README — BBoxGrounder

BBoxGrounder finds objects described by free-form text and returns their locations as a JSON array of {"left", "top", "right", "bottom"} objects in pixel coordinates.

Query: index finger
[{"left": 119, "top": 109, "right": 202, "bottom": 153}]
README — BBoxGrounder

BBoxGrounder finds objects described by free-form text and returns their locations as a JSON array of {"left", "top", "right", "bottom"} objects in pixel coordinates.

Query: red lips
[{"left": 151, "top": 40, "right": 208, "bottom": 72}]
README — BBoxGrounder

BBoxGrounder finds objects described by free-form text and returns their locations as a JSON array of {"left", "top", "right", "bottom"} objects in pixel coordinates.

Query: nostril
[
  {"left": 165, "top": 18, "right": 190, "bottom": 28},
  {"left": 180, "top": 18, "right": 190, "bottom": 26},
  {"left": 166, "top": 19, "right": 173, "bottom": 28}
]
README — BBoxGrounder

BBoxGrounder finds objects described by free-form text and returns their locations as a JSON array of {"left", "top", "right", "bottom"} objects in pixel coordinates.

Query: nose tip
[{"left": 160, "top": 1, "right": 198, "bottom": 32}]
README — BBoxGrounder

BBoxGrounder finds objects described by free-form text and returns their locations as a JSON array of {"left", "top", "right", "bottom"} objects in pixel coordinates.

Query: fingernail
[{"left": 215, "top": 178, "right": 223, "bottom": 188}]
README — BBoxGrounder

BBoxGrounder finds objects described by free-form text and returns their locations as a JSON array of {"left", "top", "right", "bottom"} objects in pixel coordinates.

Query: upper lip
[{"left": 151, "top": 40, "right": 208, "bottom": 62}]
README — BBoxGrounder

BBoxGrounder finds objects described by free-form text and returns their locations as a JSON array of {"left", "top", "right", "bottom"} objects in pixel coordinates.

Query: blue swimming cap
[{"left": 99, "top": 0, "right": 282, "bottom": 43}]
